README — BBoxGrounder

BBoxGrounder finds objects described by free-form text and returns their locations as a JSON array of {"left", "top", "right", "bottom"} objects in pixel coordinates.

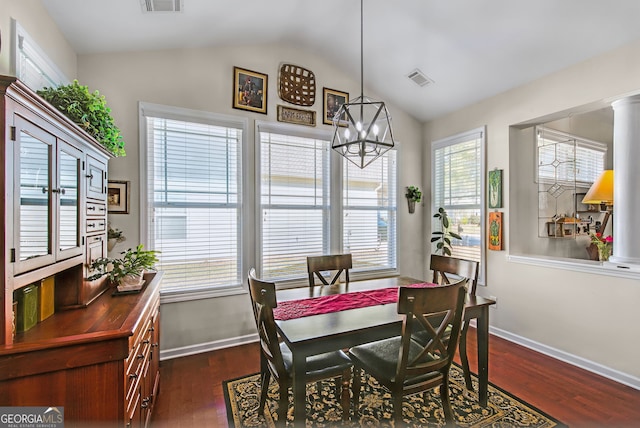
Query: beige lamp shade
[{"left": 582, "top": 170, "right": 614, "bottom": 205}]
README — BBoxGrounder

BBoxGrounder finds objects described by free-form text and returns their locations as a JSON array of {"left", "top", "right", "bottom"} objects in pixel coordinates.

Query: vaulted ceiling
[{"left": 41, "top": 0, "right": 640, "bottom": 122}]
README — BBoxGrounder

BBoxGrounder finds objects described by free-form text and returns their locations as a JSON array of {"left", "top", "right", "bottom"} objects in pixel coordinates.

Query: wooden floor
[{"left": 151, "top": 329, "right": 640, "bottom": 427}]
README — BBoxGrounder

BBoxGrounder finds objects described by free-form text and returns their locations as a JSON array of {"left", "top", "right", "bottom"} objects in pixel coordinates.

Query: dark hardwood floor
[{"left": 151, "top": 329, "right": 640, "bottom": 427}]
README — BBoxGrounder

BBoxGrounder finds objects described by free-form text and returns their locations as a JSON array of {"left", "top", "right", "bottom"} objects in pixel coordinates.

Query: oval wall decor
[{"left": 278, "top": 63, "right": 316, "bottom": 106}]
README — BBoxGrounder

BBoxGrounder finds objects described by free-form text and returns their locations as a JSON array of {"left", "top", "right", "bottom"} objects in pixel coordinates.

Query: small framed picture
[
  {"left": 488, "top": 211, "right": 503, "bottom": 250},
  {"left": 488, "top": 169, "right": 503, "bottom": 209},
  {"left": 323, "top": 87, "right": 349, "bottom": 126},
  {"left": 108, "top": 180, "right": 130, "bottom": 214},
  {"left": 233, "top": 66, "right": 268, "bottom": 114}
]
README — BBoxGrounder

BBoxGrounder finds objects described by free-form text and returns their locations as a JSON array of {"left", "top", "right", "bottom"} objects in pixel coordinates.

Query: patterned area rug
[{"left": 223, "top": 365, "right": 566, "bottom": 427}]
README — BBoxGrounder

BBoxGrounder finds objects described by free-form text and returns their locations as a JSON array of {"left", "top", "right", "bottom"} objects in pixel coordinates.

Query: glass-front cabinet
[{"left": 13, "top": 116, "right": 83, "bottom": 275}]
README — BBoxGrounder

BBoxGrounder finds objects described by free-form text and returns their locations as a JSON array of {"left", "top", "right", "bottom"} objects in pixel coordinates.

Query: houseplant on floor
[
  {"left": 431, "top": 207, "right": 462, "bottom": 256},
  {"left": 89, "top": 244, "right": 159, "bottom": 292}
]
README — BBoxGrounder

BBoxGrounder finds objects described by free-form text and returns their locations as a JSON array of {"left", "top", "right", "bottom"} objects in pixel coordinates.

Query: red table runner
[{"left": 273, "top": 283, "right": 437, "bottom": 321}]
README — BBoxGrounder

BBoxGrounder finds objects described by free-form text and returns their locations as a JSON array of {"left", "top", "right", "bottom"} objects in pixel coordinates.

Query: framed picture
[
  {"left": 233, "top": 66, "right": 268, "bottom": 114},
  {"left": 488, "top": 211, "right": 503, "bottom": 250},
  {"left": 277, "top": 105, "right": 316, "bottom": 127},
  {"left": 108, "top": 180, "right": 130, "bottom": 214},
  {"left": 323, "top": 87, "right": 349, "bottom": 126},
  {"left": 488, "top": 169, "right": 503, "bottom": 208}
]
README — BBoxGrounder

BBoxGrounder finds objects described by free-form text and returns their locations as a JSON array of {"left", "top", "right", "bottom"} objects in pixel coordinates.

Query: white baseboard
[
  {"left": 160, "top": 327, "right": 640, "bottom": 391},
  {"left": 159, "top": 333, "right": 258, "bottom": 361},
  {"left": 489, "top": 326, "right": 640, "bottom": 391}
]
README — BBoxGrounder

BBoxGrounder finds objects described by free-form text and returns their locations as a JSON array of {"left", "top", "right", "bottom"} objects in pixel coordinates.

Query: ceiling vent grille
[
  {"left": 406, "top": 69, "right": 434, "bottom": 87},
  {"left": 141, "top": 0, "right": 183, "bottom": 12}
]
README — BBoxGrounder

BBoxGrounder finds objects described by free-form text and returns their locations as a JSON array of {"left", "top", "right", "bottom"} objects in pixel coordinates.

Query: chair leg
[
  {"left": 392, "top": 393, "right": 405, "bottom": 427},
  {"left": 277, "top": 381, "right": 288, "bottom": 426},
  {"left": 352, "top": 367, "right": 362, "bottom": 417},
  {"left": 340, "top": 368, "right": 351, "bottom": 421},
  {"left": 439, "top": 378, "right": 455, "bottom": 427},
  {"left": 459, "top": 322, "right": 473, "bottom": 391},
  {"left": 259, "top": 370, "right": 271, "bottom": 415}
]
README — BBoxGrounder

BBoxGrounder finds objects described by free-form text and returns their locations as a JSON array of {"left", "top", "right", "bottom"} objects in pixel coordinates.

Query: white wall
[
  {"left": 424, "top": 39, "right": 640, "bottom": 382},
  {"left": 0, "top": 0, "right": 76, "bottom": 78},
  {"left": 76, "top": 44, "right": 424, "bottom": 353}
]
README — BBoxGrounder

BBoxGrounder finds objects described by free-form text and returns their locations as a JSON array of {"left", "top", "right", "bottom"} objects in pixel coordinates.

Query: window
[
  {"left": 344, "top": 151, "right": 397, "bottom": 273},
  {"left": 140, "top": 103, "right": 245, "bottom": 293},
  {"left": 257, "top": 122, "right": 398, "bottom": 282},
  {"left": 536, "top": 127, "right": 606, "bottom": 186},
  {"left": 258, "top": 124, "right": 330, "bottom": 281},
  {"left": 11, "top": 19, "right": 69, "bottom": 90},
  {"left": 432, "top": 127, "right": 485, "bottom": 272}
]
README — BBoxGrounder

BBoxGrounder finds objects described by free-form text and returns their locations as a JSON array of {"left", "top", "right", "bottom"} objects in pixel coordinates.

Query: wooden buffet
[{"left": 0, "top": 75, "right": 161, "bottom": 427}]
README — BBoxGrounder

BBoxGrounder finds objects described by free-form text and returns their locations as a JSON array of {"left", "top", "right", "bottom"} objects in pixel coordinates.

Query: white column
[{"left": 609, "top": 95, "right": 640, "bottom": 265}]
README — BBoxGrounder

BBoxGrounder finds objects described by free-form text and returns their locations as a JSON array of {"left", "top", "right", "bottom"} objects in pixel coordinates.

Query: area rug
[{"left": 223, "top": 364, "right": 566, "bottom": 427}]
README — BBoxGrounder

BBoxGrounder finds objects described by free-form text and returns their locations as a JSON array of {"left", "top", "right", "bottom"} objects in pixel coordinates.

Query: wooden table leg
[
  {"left": 292, "top": 353, "right": 306, "bottom": 426},
  {"left": 477, "top": 306, "right": 489, "bottom": 407}
]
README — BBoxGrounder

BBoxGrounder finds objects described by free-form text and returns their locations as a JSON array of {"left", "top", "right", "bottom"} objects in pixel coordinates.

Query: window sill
[
  {"left": 508, "top": 254, "right": 640, "bottom": 280},
  {"left": 160, "top": 283, "right": 246, "bottom": 304}
]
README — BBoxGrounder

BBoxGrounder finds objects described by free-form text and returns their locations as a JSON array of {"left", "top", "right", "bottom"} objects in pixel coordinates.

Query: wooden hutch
[{"left": 0, "top": 76, "right": 161, "bottom": 427}]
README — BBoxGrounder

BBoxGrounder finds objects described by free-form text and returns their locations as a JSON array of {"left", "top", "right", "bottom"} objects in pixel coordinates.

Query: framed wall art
[
  {"left": 277, "top": 105, "right": 316, "bottom": 127},
  {"left": 108, "top": 180, "right": 130, "bottom": 214},
  {"left": 233, "top": 66, "right": 268, "bottom": 114},
  {"left": 488, "top": 211, "right": 503, "bottom": 250},
  {"left": 488, "top": 168, "right": 503, "bottom": 209},
  {"left": 323, "top": 87, "right": 349, "bottom": 126}
]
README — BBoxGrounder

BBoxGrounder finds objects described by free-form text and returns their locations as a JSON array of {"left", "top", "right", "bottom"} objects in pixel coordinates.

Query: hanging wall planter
[{"left": 405, "top": 186, "right": 422, "bottom": 214}]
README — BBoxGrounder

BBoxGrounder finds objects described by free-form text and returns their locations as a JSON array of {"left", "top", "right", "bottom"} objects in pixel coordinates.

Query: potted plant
[
  {"left": 37, "top": 80, "right": 126, "bottom": 157},
  {"left": 431, "top": 207, "right": 462, "bottom": 256},
  {"left": 405, "top": 185, "right": 422, "bottom": 214},
  {"left": 89, "top": 244, "right": 159, "bottom": 292}
]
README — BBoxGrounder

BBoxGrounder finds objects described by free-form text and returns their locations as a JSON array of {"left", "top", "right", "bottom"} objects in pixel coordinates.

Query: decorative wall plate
[{"left": 278, "top": 63, "right": 316, "bottom": 106}]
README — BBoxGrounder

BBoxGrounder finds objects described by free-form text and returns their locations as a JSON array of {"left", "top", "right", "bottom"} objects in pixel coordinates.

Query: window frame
[
  {"left": 431, "top": 126, "right": 486, "bottom": 285},
  {"left": 255, "top": 121, "right": 399, "bottom": 286},
  {"left": 139, "top": 102, "right": 249, "bottom": 303}
]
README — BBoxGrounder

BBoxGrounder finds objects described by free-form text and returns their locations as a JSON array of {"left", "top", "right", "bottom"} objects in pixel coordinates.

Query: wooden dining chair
[
  {"left": 348, "top": 279, "right": 467, "bottom": 426},
  {"left": 247, "top": 269, "right": 352, "bottom": 424},
  {"left": 425, "top": 254, "right": 479, "bottom": 390},
  {"left": 306, "top": 254, "right": 352, "bottom": 286}
]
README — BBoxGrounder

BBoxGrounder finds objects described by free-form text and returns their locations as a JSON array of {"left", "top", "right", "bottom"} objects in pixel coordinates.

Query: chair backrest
[
  {"left": 307, "top": 254, "right": 352, "bottom": 286},
  {"left": 430, "top": 253, "right": 479, "bottom": 295},
  {"left": 247, "top": 269, "right": 287, "bottom": 378},
  {"left": 396, "top": 279, "right": 467, "bottom": 384}
]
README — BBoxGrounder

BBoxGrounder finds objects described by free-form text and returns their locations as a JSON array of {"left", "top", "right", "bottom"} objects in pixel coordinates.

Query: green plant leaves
[{"left": 37, "top": 80, "right": 126, "bottom": 157}]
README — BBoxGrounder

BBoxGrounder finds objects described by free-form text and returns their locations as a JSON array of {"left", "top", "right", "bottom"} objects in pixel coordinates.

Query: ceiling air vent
[
  {"left": 140, "top": 0, "right": 183, "bottom": 12},
  {"left": 406, "top": 69, "right": 434, "bottom": 87}
]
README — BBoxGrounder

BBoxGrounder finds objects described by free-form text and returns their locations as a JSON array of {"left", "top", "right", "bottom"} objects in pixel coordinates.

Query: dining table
[{"left": 274, "top": 276, "right": 496, "bottom": 425}]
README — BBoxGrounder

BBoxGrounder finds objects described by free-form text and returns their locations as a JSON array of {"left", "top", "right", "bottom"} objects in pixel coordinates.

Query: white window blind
[
  {"left": 143, "top": 109, "right": 243, "bottom": 292},
  {"left": 343, "top": 150, "right": 397, "bottom": 272},
  {"left": 536, "top": 127, "right": 606, "bottom": 186},
  {"left": 432, "top": 128, "right": 485, "bottom": 264},
  {"left": 259, "top": 129, "right": 330, "bottom": 281}
]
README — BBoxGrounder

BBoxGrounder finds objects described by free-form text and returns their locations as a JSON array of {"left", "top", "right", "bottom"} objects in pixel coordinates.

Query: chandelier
[{"left": 331, "top": 0, "right": 395, "bottom": 169}]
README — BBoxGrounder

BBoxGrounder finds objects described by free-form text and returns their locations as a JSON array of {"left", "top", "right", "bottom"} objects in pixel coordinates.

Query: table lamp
[{"left": 582, "top": 170, "right": 613, "bottom": 212}]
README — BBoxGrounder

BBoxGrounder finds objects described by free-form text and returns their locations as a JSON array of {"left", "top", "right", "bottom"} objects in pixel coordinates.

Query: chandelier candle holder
[{"left": 331, "top": 0, "right": 395, "bottom": 169}]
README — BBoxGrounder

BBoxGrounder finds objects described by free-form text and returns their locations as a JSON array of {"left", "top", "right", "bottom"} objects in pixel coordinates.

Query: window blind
[
  {"left": 432, "top": 129, "right": 484, "bottom": 263},
  {"left": 259, "top": 131, "right": 330, "bottom": 281},
  {"left": 343, "top": 150, "right": 397, "bottom": 272},
  {"left": 144, "top": 114, "right": 242, "bottom": 291}
]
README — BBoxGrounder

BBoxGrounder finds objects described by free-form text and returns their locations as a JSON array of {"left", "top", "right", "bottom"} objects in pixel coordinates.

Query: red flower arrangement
[{"left": 590, "top": 232, "right": 612, "bottom": 261}]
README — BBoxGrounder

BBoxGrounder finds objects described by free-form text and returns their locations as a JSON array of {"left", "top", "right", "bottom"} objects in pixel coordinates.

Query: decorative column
[{"left": 609, "top": 95, "right": 640, "bottom": 265}]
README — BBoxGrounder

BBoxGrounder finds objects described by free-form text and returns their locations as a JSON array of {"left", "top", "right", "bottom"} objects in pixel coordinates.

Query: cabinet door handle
[
  {"left": 86, "top": 173, "right": 94, "bottom": 179},
  {"left": 129, "top": 373, "right": 138, "bottom": 380},
  {"left": 141, "top": 397, "right": 150, "bottom": 409},
  {"left": 152, "top": 343, "right": 159, "bottom": 348},
  {"left": 143, "top": 339, "right": 150, "bottom": 344},
  {"left": 137, "top": 354, "right": 145, "bottom": 359},
  {"left": 42, "top": 187, "right": 48, "bottom": 194}
]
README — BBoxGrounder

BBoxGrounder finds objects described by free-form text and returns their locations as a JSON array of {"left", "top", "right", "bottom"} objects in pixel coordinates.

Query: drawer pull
[
  {"left": 86, "top": 173, "right": 94, "bottom": 179},
  {"left": 129, "top": 373, "right": 138, "bottom": 380},
  {"left": 87, "top": 223, "right": 95, "bottom": 228},
  {"left": 137, "top": 354, "right": 145, "bottom": 360},
  {"left": 149, "top": 326, "right": 155, "bottom": 332},
  {"left": 152, "top": 343, "right": 159, "bottom": 348},
  {"left": 143, "top": 339, "right": 150, "bottom": 344},
  {"left": 88, "top": 206, "right": 96, "bottom": 211}
]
